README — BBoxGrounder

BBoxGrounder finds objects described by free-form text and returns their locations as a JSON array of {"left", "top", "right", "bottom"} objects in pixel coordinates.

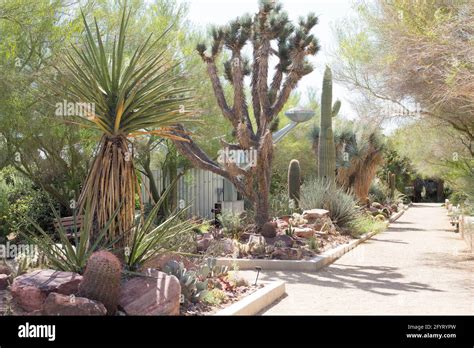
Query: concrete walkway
[{"left": 242, "top": 203, "right": 474, "bottom": 315}]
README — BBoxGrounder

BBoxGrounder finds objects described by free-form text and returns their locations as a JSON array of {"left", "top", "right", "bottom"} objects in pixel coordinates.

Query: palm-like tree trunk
[{"left": 78, "top": 135, "right": 138, "bottom": 247}]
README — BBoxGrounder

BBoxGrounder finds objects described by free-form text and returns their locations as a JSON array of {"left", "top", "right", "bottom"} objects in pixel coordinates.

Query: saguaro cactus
[
  {"left": 288, "top": 159, "right": 301, "bottom": 207},
  {"left": 318, "top": 66, "right": 341, "bottom": 181},
  {"left": 389, "top": 173, "right": 396, "bottom": 199}
]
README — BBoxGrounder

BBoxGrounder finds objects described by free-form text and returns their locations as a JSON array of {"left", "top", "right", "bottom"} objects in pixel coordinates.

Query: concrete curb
[
  {"left": 216, "top": 205, "right": 412, "bottom": 272},
  {"left": 216, "top": 230, "right": 378, "bottom": 271},
  {"left": 389, "top": 209, "right": 405, "bottom": 223},
  {"left": 214, "top": 281, "right": 285, "bottom": 315}
]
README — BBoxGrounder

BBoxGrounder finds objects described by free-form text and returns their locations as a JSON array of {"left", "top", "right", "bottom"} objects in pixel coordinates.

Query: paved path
[{"left": 242, "top": 203, "right": 474, "bottom": 315}]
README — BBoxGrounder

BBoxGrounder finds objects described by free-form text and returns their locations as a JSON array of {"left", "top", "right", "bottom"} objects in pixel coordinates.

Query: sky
[{"left": 183, "top": 0, "right": 357, "bottom": 119}]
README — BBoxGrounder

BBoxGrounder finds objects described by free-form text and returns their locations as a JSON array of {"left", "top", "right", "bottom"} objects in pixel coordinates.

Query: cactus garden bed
[{"left": 196, "top": 208, "right": 388, "bottom": 262}]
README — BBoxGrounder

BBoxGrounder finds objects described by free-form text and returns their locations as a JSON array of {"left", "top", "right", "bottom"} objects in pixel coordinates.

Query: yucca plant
[{"left": 57, "top": 8, "right": 193, "bottom": 247}]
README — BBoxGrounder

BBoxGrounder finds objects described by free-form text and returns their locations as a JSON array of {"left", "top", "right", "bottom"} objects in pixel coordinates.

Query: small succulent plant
[{"left": 163, "top": 260, "right": 209, "bottom": 304}]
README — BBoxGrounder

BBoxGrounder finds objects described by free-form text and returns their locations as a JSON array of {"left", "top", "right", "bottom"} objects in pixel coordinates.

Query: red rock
[
  {"left": 43, "top": 292, "right": 106, "bottom": 316},
  {"left": 276, "top": 219, "right": 288, "bottom": 229},
  {"left": 119, "top": 269, "right": 181, "bottom": 316},
  {"left": 294, "top": 227, "right": 315, "bottom": 238},
  {"left": 197, "top": 233, "right": 213, "bottom": 252},
  {"left": 10, "top": 269, "right": 82, "bottom": 312},
  {"left": 143, "top": 253, "right": 196, "bottom": 271},
  {"left": 271, "top": 247, "right": 302, "bottom": 260},
  {"left": 0, "top": 264, "right": 12, "bottom": 275},
  {"left": 0, "top": 274, "right": 9, "bottom": 290},
  {"left": 302, "top": 209, "right": 329, "bottom": 220},
  {"left": 273, "top": 234, "right": 294, "bottom": 248}
]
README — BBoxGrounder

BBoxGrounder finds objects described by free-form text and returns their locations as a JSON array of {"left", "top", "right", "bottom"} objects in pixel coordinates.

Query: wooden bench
[{"left": 53, "top": 216, "right": 83, "bottom": 239}]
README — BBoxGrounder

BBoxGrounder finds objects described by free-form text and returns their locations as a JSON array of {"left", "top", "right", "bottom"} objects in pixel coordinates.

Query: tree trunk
[
  {"left": 78, "top": 135, "right": 137, "bottom": 249},
  {"left": 143, "top": 161, "right": 160, "bottom": 204},
  {"left": 253, "top": 132, "right": 273, "bottom": 228}
]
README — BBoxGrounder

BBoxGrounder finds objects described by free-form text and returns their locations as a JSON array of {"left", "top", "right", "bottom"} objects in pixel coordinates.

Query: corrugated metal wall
[{"left": 141, "top": 168, "right": 226, "bottom": 218}]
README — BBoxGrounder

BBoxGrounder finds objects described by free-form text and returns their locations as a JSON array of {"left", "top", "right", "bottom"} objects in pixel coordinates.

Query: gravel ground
[{"left": 240, "top": 203, "right": 474, "bottom": 315}]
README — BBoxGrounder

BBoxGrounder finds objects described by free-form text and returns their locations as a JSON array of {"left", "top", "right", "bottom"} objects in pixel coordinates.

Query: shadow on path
[{"left": 260, "top": 264, "right": 443, "bottom": 296}]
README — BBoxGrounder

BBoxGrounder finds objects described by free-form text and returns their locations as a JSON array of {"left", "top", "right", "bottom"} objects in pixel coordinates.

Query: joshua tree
[{"left": 172, "top": 0, "right": 320, "bottom": 228}]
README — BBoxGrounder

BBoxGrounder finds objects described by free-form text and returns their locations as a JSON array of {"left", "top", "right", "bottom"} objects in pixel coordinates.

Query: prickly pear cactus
[
  {"left": 318, "top": 66, "right": 341, "bottom": 181},
  {"left": 288, "top": 159, "right": 301, "bottom": 207},
  {"left": 78, "top": 251, "right": 122, "bottom": 315}
]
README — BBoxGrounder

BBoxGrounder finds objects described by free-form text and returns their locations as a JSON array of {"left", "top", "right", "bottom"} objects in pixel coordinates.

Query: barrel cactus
[
  {"left": 318, "top": 66, "right": 341, "bottom": 181},
  {"left": 288, "top": 159, "right": 301, "bottom": 207},
  {"left": 78, "top": 250, "right": 122, "bottom": 315}
]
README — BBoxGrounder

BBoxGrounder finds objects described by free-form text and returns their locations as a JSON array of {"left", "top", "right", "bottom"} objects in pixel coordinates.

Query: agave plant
[
  {"left": 125, "top": 182, "right": 196, "bottom": 271},
  {"left": 58, "top": 9, "right": 193, "bottom": 247}
]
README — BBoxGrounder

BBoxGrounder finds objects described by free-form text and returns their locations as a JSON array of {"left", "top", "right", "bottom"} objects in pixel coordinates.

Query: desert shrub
[
  {"left": 349, "top": 214, "right": 387, "bottom": 238},
  {"left": 220, "top": 211, "right": 245, "bottom": 239},
  {"left": 300, "top": 178, "right": 359, "bottom": 227},
  {"left": 0, "top": 171, "right": 56, "bottom": 242},
  {"left": 269, "top": 191, "right": 298, "bottom": 218},
  {"left": 449, "top": 191, "right": 468, "bottom": 206},
  {"left": 368, "top": 180, "right": 388, "bottom": 204}
]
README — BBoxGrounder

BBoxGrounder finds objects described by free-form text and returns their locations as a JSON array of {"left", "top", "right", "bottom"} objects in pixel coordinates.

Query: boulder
[
  {"left": 273, "top": 234, "right": 294, "bottom": 248},
  {"left": 143, "top": 253, "right": 196, "bottom": 271},
  {"left": 10, "top": 269, "right": 82, "bottom": 312},
  {"left": 43, "top": 292, "right": 107, "bottom": 316},
  {"left": 261, "top": 221, "right": 277, "bottom": 238},
  {"left": 197, "top": 233, "right": 214, "bottom": 252},
  {"left": 287, "top": 248, "right": 302, "bottom": 260},
  {"left": 271, "top": 247, "right": 302, "bottom": 260},
  {"left": 248, "top": 234, "right": 266, "bottom": 245},
  {"left": 119, "top": 269, "right": 181, "bottom": 316},
  {"left": 275, "top": 219, "right": 288, "bottom": 230},
  {"left": 302, "top": 209, "right": 329, "bottom": 221},
  {"left": 0, "top": 274, "right": 9, "bottom": 290},
  {"left": 206, "top": 238, "right": 235, "bottom": 256},
  {"left": 293, "top": 227, "right": 315, "bottom": 239},
  {"left": 371, "top": 202, "right": 383, "bottom": 210},
  {"left": 0, "top": 264, "right": 12, "bottom": 276}
]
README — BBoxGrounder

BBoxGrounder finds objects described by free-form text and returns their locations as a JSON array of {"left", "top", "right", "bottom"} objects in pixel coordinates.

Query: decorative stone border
[
  {"left": 216, "top": 205, "right": 410, "bottom": 272},
  {"left": 214, "top": 281, "right": 285, "bottom": 315}
]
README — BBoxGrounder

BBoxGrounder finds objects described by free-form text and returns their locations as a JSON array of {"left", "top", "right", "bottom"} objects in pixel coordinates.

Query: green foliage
[
  {"left": 369, "top": 180, "right": 389, "bottom": 204},
  {"left": 220, "top": 211, "right": 245, "bottom": 239},
  {"left": 0, "top": 170, "right": 58, "bottom": 242},
  {"left": 285, "top": 223, "right": 295, "bottom": 237},
  {"left": 307, "top": 237, "right": 319, "bottom": 251},
  {"left": 203, "top": 288, "right": 227, "bottom": 306},
  {"left": 300, "top": 177, "right": 358, "bottom": 227},
  {"left": 21, "top": 199, "right": 119, "bottom": 274},
  {"left": 125, "top": 184, "right": 196, "bottom": 271},
  {"left": 349, "top": 214, "right": 387, "bottom": 238},
  {"left": 269, "top": 191, "right": 298, "bottom": 218}
]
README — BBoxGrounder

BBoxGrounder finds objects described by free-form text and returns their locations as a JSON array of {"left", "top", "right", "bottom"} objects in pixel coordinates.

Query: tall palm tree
[{"left": 59, "top": 9, "right": 192, "bottom": 247}]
